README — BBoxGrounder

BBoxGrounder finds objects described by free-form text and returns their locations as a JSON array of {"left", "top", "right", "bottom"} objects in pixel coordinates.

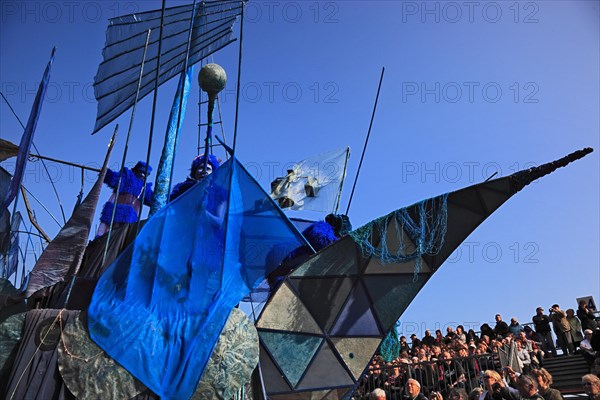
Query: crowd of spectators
[{"left": 357, "top": 303, "right": 600, "bottom": 400}]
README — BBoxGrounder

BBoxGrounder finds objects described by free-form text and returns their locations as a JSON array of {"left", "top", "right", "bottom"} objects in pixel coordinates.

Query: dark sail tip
[{"left": 512, "top": 147, "right": 593, "bottom": 191}]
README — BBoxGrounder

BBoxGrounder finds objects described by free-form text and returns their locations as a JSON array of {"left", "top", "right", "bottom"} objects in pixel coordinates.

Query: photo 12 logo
[
  {"left": 447, "top": 241, "right": 540, "bottom": 264},
  {"left": 219, "top": 81, "right": 339, "bottom": 104},
  {"left": 1, "top": 2, "right": 141, "bottom": 24},
  {"left": 401, "top": 82, "right": 540, "bottom": 104},
  {"left": 401, "top": 1, "right": 540, "bottom": 24},
  {"left": 244, "top": 1, "right": 340, "bottom": 24}
]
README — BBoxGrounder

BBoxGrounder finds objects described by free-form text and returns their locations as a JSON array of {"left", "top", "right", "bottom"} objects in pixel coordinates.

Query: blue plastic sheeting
[{"left": 88, "top": 158, "right": 307, "bottom": 399}]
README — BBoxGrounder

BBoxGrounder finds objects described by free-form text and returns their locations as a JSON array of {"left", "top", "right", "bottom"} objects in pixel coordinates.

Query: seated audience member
[
  {"left": 509, "top": 318, "right": 524, "bottom": 336},
  {"left": 494, "top": 314, "right": 510, "bottom": 338},
  {"left": 517, "top": 331, "right": 543, "bottom": 368},
  {"left": 514, "top": 375, "right": 544, "bottom": 400},
  {"left": 422, "top": 330, "right": 437, "bottom": 347},
  {"left": 481, "top": 324, "right": 496, "bottom": 341},
  {"left": 406, "top": 378, "right": 428, "bottom": 400},
  {"left": 530, "top": 368, "right": 563, "bottom": 400},
  {"left": 456, "top": 326, "right": 467, "bottom": 344},
  {"left": 480, "top": 370, "right": 511, "bottom": 400},
  {"left": 371, "top": 388, "right": 387, "bottom": 400},
  {"left": 580, "top": 329, "right": 598, "bottom": 366},
  {"left": 582, "top": 374, "right": 600, "bottom": 400},
  {"left": 470, "top": 388, "right": 484, "bottom": 400}
]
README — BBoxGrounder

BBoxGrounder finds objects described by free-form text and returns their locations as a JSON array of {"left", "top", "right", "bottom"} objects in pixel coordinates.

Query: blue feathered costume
[
  {"left": 267, "top": 214, "right": 352, "bottom": 289},
  {"left": 170, "top": 154, "right": 221, "bottom": 202},
  {"left": 97, "top": 161, "right": 154, "bottom": 236}
]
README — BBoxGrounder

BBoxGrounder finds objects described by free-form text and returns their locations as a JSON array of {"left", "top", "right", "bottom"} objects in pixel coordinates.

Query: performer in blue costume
[
  {"left": 97, "top": 161, "right": 154, "bottom": 237},
  {"left": 170, "top": 154, "right": 221, "bottom": 201}
]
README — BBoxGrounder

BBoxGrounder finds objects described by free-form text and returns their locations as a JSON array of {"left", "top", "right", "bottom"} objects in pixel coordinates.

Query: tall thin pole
[
  {"left": 345, "top": 67, "right": 385, "bottom": 215},
  {"left": 102, "top": 31, "right": 151, "bottom": 267},
  {"left": 166, "top": 0, "right": 199, "bottom": 200},
  {"left": 137, "top": 1, "right": 167, "bottom": 231},
  {"left": 231, "top": 2, "right": 245, "bottom": 154}
]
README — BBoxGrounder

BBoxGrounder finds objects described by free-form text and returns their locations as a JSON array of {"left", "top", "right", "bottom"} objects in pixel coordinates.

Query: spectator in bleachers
[
  {"left": 370, "top": 388, "right": 387, "bottom": 400},
  {"left": 456, "top": 326, "right": 467, "bottom": 344},
  {"left": 515, "top": 374, "right": 544, "bottom": 400},
  {"left": 509, "top": 318, "right": 524, "bottom": 336},
  {"left": 480, "top": 324, "right": 496, "bottom": 341},
  {"left": 469, "top": 388, "right": 483, "bottom": 400},
  {"left": 423, "top": 330, "right": 437, "bottom": 347},
  {"left": 530, "top": 368, "right": 563, "bottom": 400},
  {"left": 494, "top": 315, "right": 510, "bottom": 338},
  {"left": 517, "top": 331, "right": 543, "bottom": 368},
  {"left": 580, "top": 329, "right": 597, "bottom": 367},
  {"left": 448, "top": 388, "right": 469, "bottom": 400},
  {"left": 549, "top": 304, "right": 574, "bottom": 355},
  {"left": 578, "top": 301, "right": 598, "bottom": 332},
  {"left": 407, "top": 379, "right": 429, "bottom": 400},
  {"left": 566, "top": 308, "right": 584, "bottom": 349},
  {"left": 412, "top": 334, "right": 422, "bottom": 355},
  {"left": 532, "top": 307, "right": 557, "bottom": 357},
  {"left": 438, "top": 351, "right": 466, "bottom": 394},
  {"left": 466, "top": 329, "right": 479, "bottom": 344},
  {"left": 516, "top": 340, "right": 532, "bottom": 373},
  {"left": 436, "top": 330, "right": 445, "bottom": 345},
  {"left": 446, "top": 327, "right": 457, "bottom": 344},
  {"left": 582, "top": 374, "right": 600, "bottom": 400},
  {"left": 401, "top": 336, "right": 411, "bottom": 354},
  {"left": 480, "top": 370, "right": 511, "bottom": 400}
]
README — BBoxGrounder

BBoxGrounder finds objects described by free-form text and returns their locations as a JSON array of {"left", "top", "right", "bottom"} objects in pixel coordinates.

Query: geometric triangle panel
[
  {"left": 259, "top": 343, "right": 292, "bottom": 393},
  {"left": 329, "top": 281, "right": 381, "bottom": 337},
  {"left": 364, "top": 256, "right": 431, "bottom": 274},
  {"left": 269, "top": 389, "right": 333, "bottom": 400},
  {"left": 295, "top": 340, "right": 354, "bottom": 390},
  {"left": 256, "top": 282, "right": 322, "bottom": 335},
  {"left": 330, "top": 337, "right": 382, "bottom": 380},
  {"left": 290, "top": 236, "right": 362, "bottom": 277},
  {"left": 288, "top": 277, "right": 355, "bottom": 333},
  {"left": 258, "top": 331, "right": 322, "bottom": 388},
  {"left": 363, "top": 274, "right": 428, "bottom": 333}
]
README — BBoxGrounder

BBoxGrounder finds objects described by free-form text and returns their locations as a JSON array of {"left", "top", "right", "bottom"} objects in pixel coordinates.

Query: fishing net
[{"left": 349, "top": 194, "right": 448, "bottom": 280}]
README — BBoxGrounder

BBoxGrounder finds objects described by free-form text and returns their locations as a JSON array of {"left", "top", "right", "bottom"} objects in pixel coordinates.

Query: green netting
[{"left": 348, "top": 194, "right": 448, "bottom": 280}]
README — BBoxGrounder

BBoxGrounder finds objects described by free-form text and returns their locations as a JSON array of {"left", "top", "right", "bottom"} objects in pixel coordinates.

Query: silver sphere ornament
[{"left": 198, "top": 63, "right": 227, "bottom": 96}]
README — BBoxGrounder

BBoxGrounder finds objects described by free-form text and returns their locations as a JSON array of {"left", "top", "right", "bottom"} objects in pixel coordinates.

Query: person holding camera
[
  {"left": 548, "top": 304, "right": 574, "bottom": 355},
  {"left": 532, "top": 307, "right": 557, "bottom": 357}
]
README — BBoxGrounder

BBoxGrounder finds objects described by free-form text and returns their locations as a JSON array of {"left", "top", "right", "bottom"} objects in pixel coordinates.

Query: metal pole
[{"left": 345, "top": 67, "right": 385, "bottom": 215}]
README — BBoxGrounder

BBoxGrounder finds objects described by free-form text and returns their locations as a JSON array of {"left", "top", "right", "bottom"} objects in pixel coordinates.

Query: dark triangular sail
[{"left": 256, "top": 148, "right": 592, "bottom": 397}]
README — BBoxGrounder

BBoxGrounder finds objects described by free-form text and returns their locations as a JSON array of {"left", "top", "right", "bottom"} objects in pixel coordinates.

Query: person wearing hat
[
  {"left": 170, "top": 154, "right": 221, "bottom": 201},
  {"left": 532, "top": 307, "right": 557, "bottom": 357},
  {"left": 97, "top": 161, "right": 154, "bottom": 237},
  {"left": 410, "top": 333, "right": 421, "bottom": 355},
  {"left": 549, "top": 304, "right": 574, "bottom": 355}
]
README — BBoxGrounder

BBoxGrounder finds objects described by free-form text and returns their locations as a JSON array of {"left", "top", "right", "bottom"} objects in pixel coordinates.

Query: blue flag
[
  {"left": 1, "top": 48, "right": 56, "bottom": 211},
  {"left": 88, "top": 158, "right": 308, "bottom": 399}
]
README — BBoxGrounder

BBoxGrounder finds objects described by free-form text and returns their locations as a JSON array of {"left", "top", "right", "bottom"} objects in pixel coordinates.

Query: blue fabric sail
[
  {"left": 88, "top": 157, "right": 307, "bottom": 399},
  {"left": 1, "top": 48, "right": 55, "bottom": 211},
  {"left": 150, "top": 67, "right": 194, "bottom": 215}
]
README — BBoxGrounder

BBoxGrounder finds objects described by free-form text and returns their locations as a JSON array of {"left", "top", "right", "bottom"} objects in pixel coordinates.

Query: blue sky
[{"left": 1, "top": 1, "right": 598, "bottom": 336}]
